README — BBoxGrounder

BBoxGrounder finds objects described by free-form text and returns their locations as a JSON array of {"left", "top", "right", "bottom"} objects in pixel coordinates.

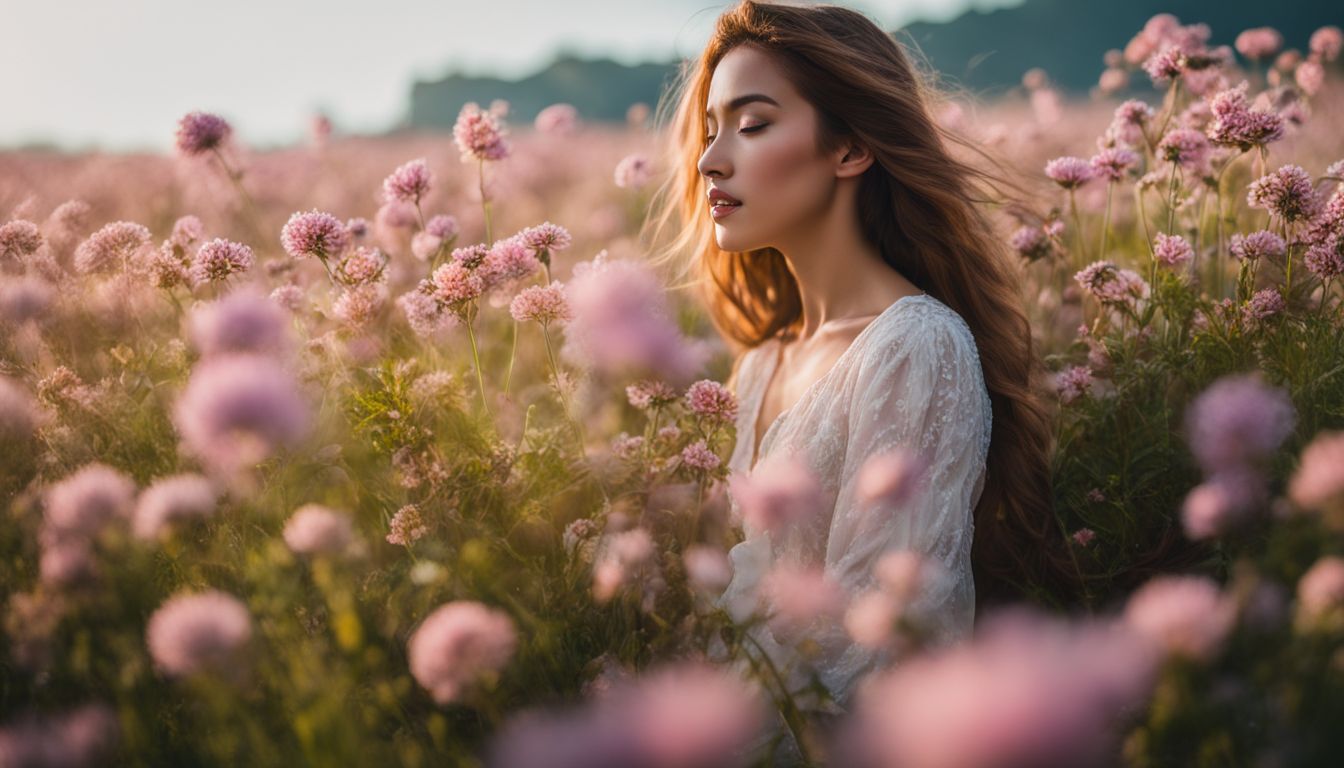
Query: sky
[{"left": 0, "top": 0, "right": 1021, "bottom": 153}]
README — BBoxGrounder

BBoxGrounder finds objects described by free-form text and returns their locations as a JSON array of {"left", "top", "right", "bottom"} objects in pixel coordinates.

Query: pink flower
[
  {"left": 1234, "top": 27, "right": 1282, "bottom": 60},
  {"left": 0, "top": 376, "right": 40, "bottom": 439},
  {"left": 190, "top": 237, "right": 253, "bottom": 285},
  {"left": 1043, "top": 156, "right": 1095, "bottom": 189},
  {"left": 1153, "top": 232, "right": 1194, "bottom": 268},
  {"left": 1288, "top": 431, "right": 1344, "bottom": 510},
  {"left": 345, "top": 217, "right": 369, "bottom": 239},
  {"left": 74, "top": 221, "right": 152, "bottom": 274},
  {"left": 426, "top": 214, "right": 458, "bottom": 240},
  {"left": 728, "top": 453, "right": 824, "bottom": 535},
  {"left": 684, "top": 379, "right": 737, "bottom": 423},
  {"left": 1242, "top": 288, "right": 1285, "bottom": 323},
  {"left": 282, "top": 504, "right": 354, "bottom": 556},
  {"left": 0, "top": 276, "right": 53, "bottom": 326},
  {"left": 382, "top": 157, "right": 433, "bottom": 204},
  {"left": 1295, "top": 60, "right": 1325, "bottom": 96},
  {"left": 518, "top": 221, "right": 571, "bottom": 265},
  {"left": 854, "top": 607, "right": 1157, "bottom": 768},
  {"left": 146, "top": 590, "right": 252, "bottom": 676},
  {"left": 452, "top": 102, "right": 510, "bottom": 162},
  {"left": 189, "top": 288, "right": 293, "bottom": 359},
  {"left": 1074, "top": 260, "right": 1149, "bottom": 307},
  {"left": 42, "top": 463, "right": 135, "bottom": 545},
  {"left": 335, "top": 246, "right": 386, "bottom": 286},
  {"left": 429, "top": 260, "right": 484, "bottom": 308},
  {"left": 1181, "top": 470, "right": 1265, "bottom": 540},
  {"left": 280, "top": 209, "right": 349, "bottom": 260},
  {"left": 174, "top": 111, "right": 232, "bottom": 156},
  {"left": 173, "top": 354, "right": 312, "bottom": 477},
  {"left": 1185, "top": 373, "right": 1295, "bottom": 475},
  {"left": 332, "top": 283, "right": 387, "bottom": 329},
  {"left": 509, "top": 282, "right": 573, "bottom": 325},
  {"left": 1009, "top": 224, "right": 1049, "bottom": 260},
  {"left": 625, "top": 380, "right": 678, "bottom": 410},
  {"left": 397, "top": 287, "right": 456, "bottom": 338},
  {"left": 534, "top": 103, "right": 579, "bottom": 134},
  {"left": 387, "top": 504, "right": 428, "bottom": 546},
  {"left": 1305, "top": 240, "right": 1344, "bottom": 279},
  {"left": 269, "top": 284, "right": 305, "bottom": 312},
  {"left": 1207, "top": 82, "right": 1284, "bottom": 150},
  {"left": 624, "top": 662, "right": 766, "bottom": 767},
  {"left": 856, "top": 449, "right": 929, "bottom": 506},
  {"left": 0, "top": 219, "right": 42, "bottom": 263},
  {"left": 170, "top": 215, "right": 204, "bottom": 248},
  {"left": 1310, "top": 26, "right": 1343, "bottom": 62},
  {"left": 1297, "top": 556, "right": 1344, "bottom": 624},
  {"left": 1157, "top": 128, "right": 1211, "bottom": 172},
  {"left": 1144, "top": 46, "right": 1186, "bottom": 85},
  {"left": 680, "top": 440, "right": 721, "bottom": 471},
  {"left": 481, "top": 235, "right": 541, "bottom": 291},
  {"left": 408, "top": 601, "right": 518, "bottom": 704},
  {"left": 683, "top": 545, "right": 732, "bottom": 593},
  {"left": 1055, "top": 364, "right": 1094, "bottom": 403},
  {"left": 0, "top": 704, "right": 119, "bottom": 767},
  {"left": 1106, "top": 99, "right": 1154, "bottom": 147},
  {"left": 1071, "top": 527, "right": 1097, "bottom": 546},
  {"left": 1124, "top": 575, "right": 1235, "bottom": 661},
  {"left": 759, "top": 564, "right": 846, "bottom": 634},
  {"left": 1248, "top": 164, "right": 1318, "bottom": 222},
  {"left": 133, "top": 474, "right": 217, "bottom": 540},
  {"left": 1229, "top": 230, "right": 1286, "bottom": 261},
  {"left": 1089, "top": 147, "right": 1138, "bottom": 182},
  {"left": 614, "top": 153, "right": 654, "bottom": 190},
  {"left": 592, "top": 528, "right": 656, "bottom": 602}
]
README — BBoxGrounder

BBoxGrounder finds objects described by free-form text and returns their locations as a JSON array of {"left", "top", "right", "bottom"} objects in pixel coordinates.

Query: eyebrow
[{"left": 704, "top": 93, "right": 780, "bottom": 120}]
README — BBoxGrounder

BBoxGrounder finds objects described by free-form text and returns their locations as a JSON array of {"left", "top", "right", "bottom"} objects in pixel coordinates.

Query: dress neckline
[{"left": 747, "top": 292, "right": 932, "bottom": 472}]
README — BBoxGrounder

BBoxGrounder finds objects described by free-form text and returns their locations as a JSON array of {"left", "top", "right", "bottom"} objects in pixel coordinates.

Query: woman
[{"left": 646, "top": 0, "right": 1085, "bottom": 760}]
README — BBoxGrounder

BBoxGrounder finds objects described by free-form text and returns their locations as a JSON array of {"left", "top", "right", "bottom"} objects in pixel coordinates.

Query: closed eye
[{"left": 704, "top": 123, "right": 769, "bottom": 143}]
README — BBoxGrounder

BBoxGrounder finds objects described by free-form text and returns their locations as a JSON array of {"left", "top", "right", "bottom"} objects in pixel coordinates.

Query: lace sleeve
[{"left": 818, "top": 309, "right": 992, "bottom": 701}]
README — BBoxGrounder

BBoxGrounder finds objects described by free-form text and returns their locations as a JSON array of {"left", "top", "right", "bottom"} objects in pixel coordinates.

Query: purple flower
[
  {"left": 1044, "top": 156, "right": 1095, "bottom": 189},
  {"left": 425, "top": 214, "right": 458, "bottom": 240},
  {"left": 592, "top": 528, "right": 657, "bottom": 602},
  {"left": 1248, "top": 165, "right": 1318, "bottom": 223},
  {"left": 534, "top": 103, "right": 579, "bottom": 134},
  {"left": 1242, "top": 288, "right": 1286, "bottom": 323},
  {"left": 1157, "top": 128, "right": 1211, "bottom": 172},
  {"left": 626, "top": 380, "right": 678, "bottom": 410},
  {"left": 1304, "top": 241, "right": 1344, "bottom": 279},
  {"left": 133, "top": 474, "right": 218, "bottom": 540},
  {"left": 0, "top": 276, "right": 54, "bottom": 326},
  {"left": 480, "top": 235, "right": 541, "bottom": 291},
  {"left": 173, "top": 354, "right": 312, "bottom": 476},
  {"left": 0, "top": 219, "right": 43, "bottom": 263},
  {"left": 190, "top": 238, "right": 254, "bottom": 285},
  {"left": 680, "top": 440, "right": 721, "bottom": 471},
  {"left": 282, "top": 504, "right": 355, "bottom": 556},
  {"left": 146, "top": 590, "right": 252, "bottom": 676},
  {"left": 1074, "top": 260, "right": 1150, "bottom": 306},
  {"left": 387, "top": 504, "right": 428, "bottom": 546},
  {"left": 1124, "top": 575, "right": 1234, "bottom": 661},
  {"left": 1152, "top": 233, "right": 1194, "bottom": 268},
  {"left": 684, "top": 379, "right": 737, "bottom": 424},
  {"left": 73, "top": 221, "right": 152, "bottom": 274},
  {"left": 280, "top": 209, "right": 349, "bottom": 260},
  {"left": 1090, "top": 147, "right": 1139, "bottom": 182},
  {"left": 408, "top": 601, "right": 518, "bottom": 705},
  {"left": 1106, "top": 99, "right": 1154, "bottom": 147},
  {"left": 1181, "top": 470, "right": 1265, "bottom": 540},
  {"left": 175, "top": 111, "right": 232, "bottom": 156},
  {"left": 1229, "top": 230, "right": 1286, "bottom": 261},
  {"left": 270, "top": 284, "right": 306, "bottom": 312},
  {"left": 335, "top": 246, "right": 386, "bottom": 286},
  {"left": 382, "top": 158, "right": 433, "bottom": 204},
  {"left": 1207, "top": 82, "right": 1284, "bottom": 150},
  {"left": 0, "top": 376, "right": 40, "bottom": 439},
  {"left": 509, "top": 282, "right": 573, "bottom": 325},
  {"left": 170, "top": 215, "right": 205, "bottom": 248},
  {"left": 452, "top": 102, "right": 510, "bottom": 162},
  {"left": 1055, "top": 364, "right": 1095, "bottom": 404},
  {"left": 331, "top": 283, "right": 386, "bottom": 329},
  {"left": 1143, "top": 46, "right": 1186, "bottom": 85},
  {"left": 189, "top": 288, "right": 293, "bottom": 359},
  {"left": 397, "top": 287, "right": 456, "bottom": 337},
  {"left": 42, "top": 463, "right": 135, "bottom": 545},
  {"left": 614, "top": 153, "right": 654, "bottom": 190},
  {"left": 1185, "top": 373, "right": 1295, "bottom": 474},
  {"left": 0, "top": 704, "right": 119, "bottom": 767}
]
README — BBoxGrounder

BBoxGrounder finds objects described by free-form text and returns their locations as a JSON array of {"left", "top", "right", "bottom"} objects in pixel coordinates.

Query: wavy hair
[{"left": 643, "top": 0, "right": 1086, "bottom": 611}]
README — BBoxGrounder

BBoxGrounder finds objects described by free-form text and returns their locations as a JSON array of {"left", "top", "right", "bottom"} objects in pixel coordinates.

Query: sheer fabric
[{"left": 716, "top": 293, "right": 993, "bottom": 759}]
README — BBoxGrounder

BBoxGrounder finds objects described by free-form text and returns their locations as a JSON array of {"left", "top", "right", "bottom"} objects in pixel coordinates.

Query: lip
[
  {"left": 710, "top": 203, "right": 741, "bottom": 220},
  {"left": 707, "top": 187, "right": 743, "bottom": 220}
]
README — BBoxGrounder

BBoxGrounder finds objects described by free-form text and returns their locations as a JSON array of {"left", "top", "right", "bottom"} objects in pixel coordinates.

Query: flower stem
[
  {"left": 1098, "top": 182, "right": 1114, "bottom": 259},
  {"left": 503, "top": 319, "right": 517, "bottom": 395},
  {"left": 478, "top": 157, "right": 493, "bottom": 245},
  {"left": 541, "top": 323, "right": 585, "bottom": 454},
  {"left": 464, "top": 304, "right": 491, "bottom": 420}
]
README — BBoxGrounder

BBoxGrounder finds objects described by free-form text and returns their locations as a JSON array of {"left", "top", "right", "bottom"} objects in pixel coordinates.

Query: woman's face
[{"left": 698, "top": 45, "right": 843, "bottom": 254}]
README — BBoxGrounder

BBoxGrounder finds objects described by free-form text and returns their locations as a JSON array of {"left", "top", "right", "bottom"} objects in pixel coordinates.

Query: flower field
[{"left": 2, "top": 13, "right": 1344, "bottom": 768}]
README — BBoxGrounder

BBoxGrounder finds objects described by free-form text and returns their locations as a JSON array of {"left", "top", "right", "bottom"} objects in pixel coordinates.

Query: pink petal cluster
[
  {"left": 282, "top": 504, "right": 355, "bottom": 556},
  {"left": 1207, "top": 82, "right": 1284, "bottom": 150},
  {"left": 189, "top": 289, "right": 293, "bottom": 359},
  {"left": 592, "top": 528, "right": 657, "bottom": 602},
  {"left": 729, "top": 453, "right": 824, "bottom": 535},
  {"left": 1074, "top": 260, "right": 1149, "bottom": 307},
  {"left": 856, "top": 449, "right": 929, "bottom": 506},
  {"left": 1242, "top": 287, "right": 1285, "bottom": 323},
  {"left": 174, "top": 111, "right": 232, "bottom": 156},
  {"left": 42, "top": 463, "right": 135, "bottom": 545},
  {"left": 1106, "top": 99, "right": 1154, "bottom": 147},
  {"left": 1124, "top": 575, "right": 1235, "bottom": 661},
  {"left": 1185, "top": 373, "right": 1295, "bottom": 475},
  {"left": 1181, "top": 470, "right": 1265, "bottom": 540},
  {"left": 0, "top": 276, "right": 53, "bottom": 325},
  {"left": 381, "top": 158, "right": 433, "bottom": 204},
  {"left": 1229, "top": 230, "right": 1286, "bottom": 261},
  {"left": 386, "top": 504, "right": 429, "bottom": 546},
  {"left": 853, "top": 607, "right": 1157, "bottom": 768},
  {"left": 614, "top": 153, "right": 654, "bottom": 190},
  {"left": 146, "top": 590, "right": 252, "bottom": 676},
  {"left": 280, "top": 209, "right": 350, "bottom": 260},
  {"left": 1054, "top": 364, "right": 1094, "bottom": 404},
  {"left": 1234, "top": 27, "right": 1282, "bottom": 60},
  {"left": 509, "top": 282, "right": 573, "bottom": 325},
  {"left": 452, "top": 102, "right": 510, "bottom": 162},
  {"left": 1089, "top": 147, "right": 1138, "bottom": 182},
  {"left": 1247, "top": 164, "right": 1318, "bottom": 222},
  {"left": 1156, "top": 128, "right": 1211, "bottom": 172},
  {"left": 1152, "top": 232, "right": 1194, "bottom": 268},
  {"left": 1310, "top": 26, "right": 1342, "bottom": 62},
  {"left": 759, "top": 564, "right": 846, "bottom": 634},
  {"left": 133, "top": 474, "right": 217, "bottom": 540},
  {"left": 0, "top": 376, "right": 40, "bottom": 439},
  {"left": 684, "top": 379, "right": 737, "bottom": 423},
  {"left": 680, "top": 440, "right": 721, "bottom": 471},
  {"left": 0, "top": 219, "right": 43, "bottom": 263},
  {"left": 1288, "top": 431, "right": 1344, "bottom": 510},
  {"left": 74, "top": 221, "right": 152, "bottom": 275},
  {"left": 190, "top": 238, "right": 254, "bottom": 285},
  {"left": 625, "top": 380, "right": 678, "bottom": 410},
  {"left": 1297, "top": 556, "right": 1344, "bottom": 625},
  {"left": 683, "top": 545, "right": 733, "bottom": 593},
  {"left": 426, "top": 214, "right": 459, "bottom": 240},
  {"left": 407, "top": 601, "right": 518, "bottom": 705},
  {"left": 332, "top": 283, "right": 387, "bottom": 329},
  {"left": 0, "top": 704, "right": 119, "bottom": 767},
  {"left": 534, "top": 103, "right": 579, "bottom": 134},
  {"left": 1043, "top": 156, "right": 1094, "bottom": 189},
  {"left": 336, "top": 246, "right": 386, "bottom": 286},
  {"left": 518, "top": 221, "right": 572, "bottom": 263}
]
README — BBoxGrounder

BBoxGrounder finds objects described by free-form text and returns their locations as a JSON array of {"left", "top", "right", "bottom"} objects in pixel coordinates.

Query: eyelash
[{"left": 704, "top": 123, "right": 767, "bottom": 142}]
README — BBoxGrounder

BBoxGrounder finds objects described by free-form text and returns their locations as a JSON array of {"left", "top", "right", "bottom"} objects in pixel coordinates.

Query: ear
[{"left": 834, "top": 139, "right": 874, "bottom": 179}]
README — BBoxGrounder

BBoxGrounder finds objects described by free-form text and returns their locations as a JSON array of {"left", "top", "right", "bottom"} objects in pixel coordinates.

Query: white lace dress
[{"left": 716, "top": 292, "right": 993, "bottom": 757}]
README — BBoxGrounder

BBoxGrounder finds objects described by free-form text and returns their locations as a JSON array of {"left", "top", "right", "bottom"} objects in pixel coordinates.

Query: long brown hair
[{"left": 643, "top": 0, "right": 1086, "bottom": 612}]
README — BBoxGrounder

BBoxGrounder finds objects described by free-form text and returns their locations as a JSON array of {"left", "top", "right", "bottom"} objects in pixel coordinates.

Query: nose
[{"left": 697, "top": 138, "right": 729, "bottom": 180}]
